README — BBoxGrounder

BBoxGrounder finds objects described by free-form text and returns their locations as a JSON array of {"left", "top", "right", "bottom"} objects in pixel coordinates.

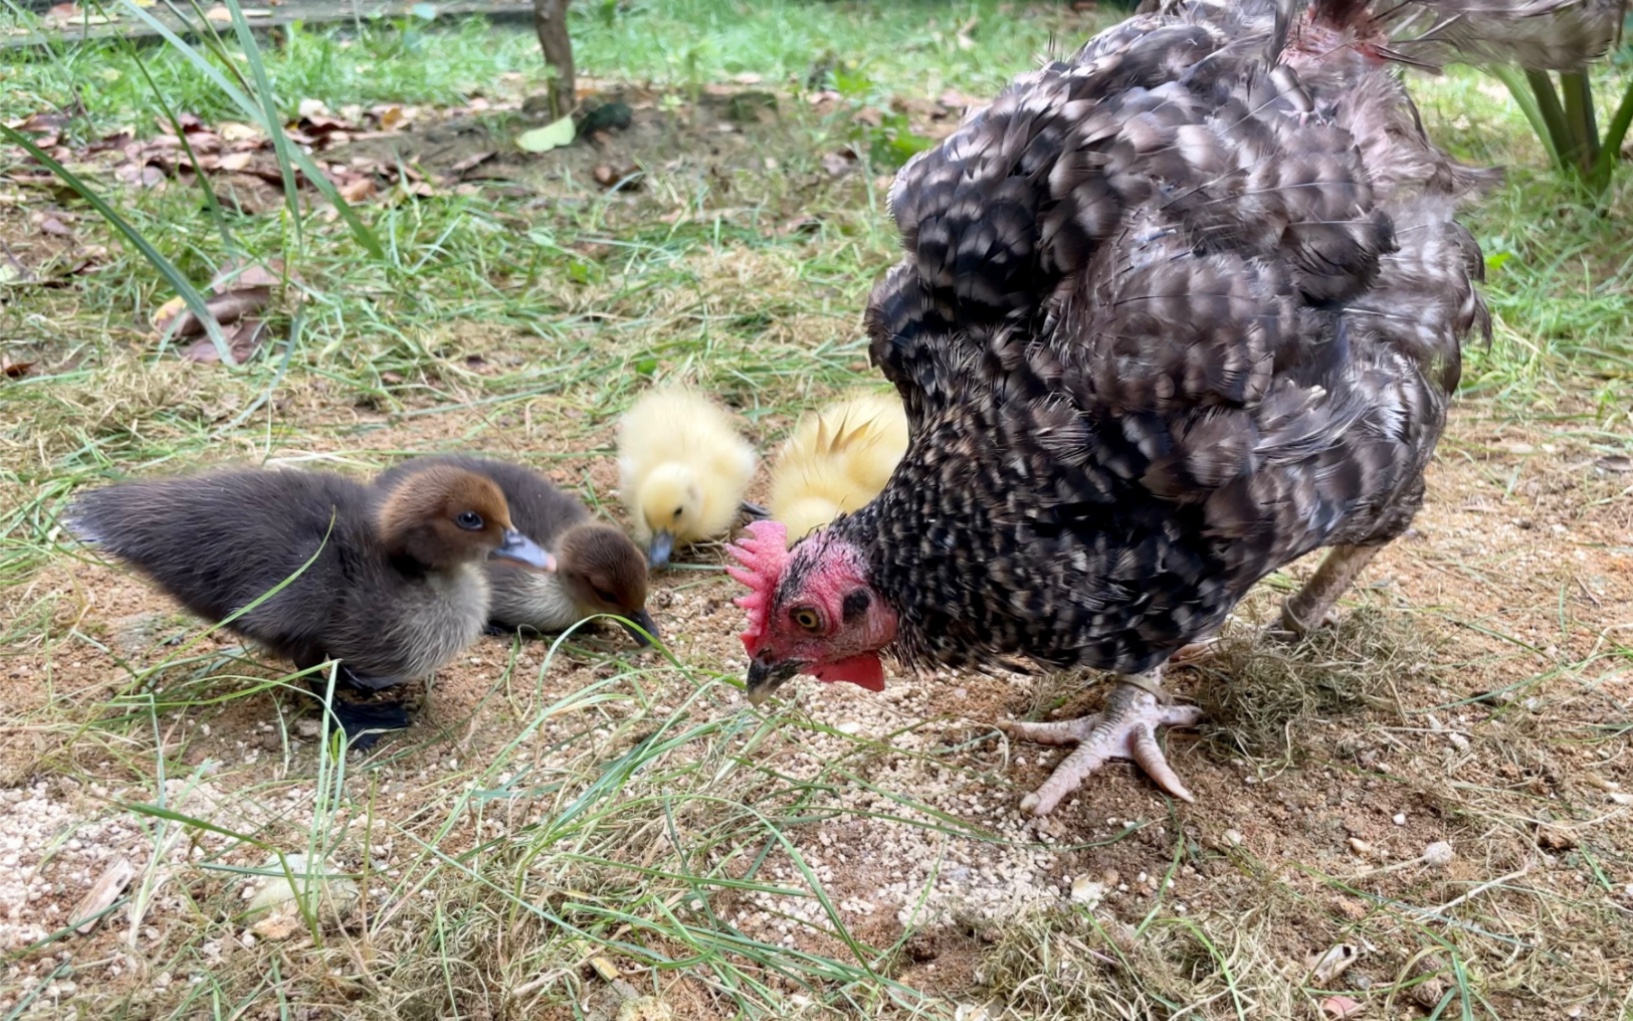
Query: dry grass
[{"left": 2, "top": 2, "right": 1632, "bottom": 1019}]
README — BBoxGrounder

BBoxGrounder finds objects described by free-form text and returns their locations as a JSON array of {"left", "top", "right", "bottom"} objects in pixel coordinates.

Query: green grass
[{"left": 1, "top": 1, "right": 1631, "bottom": 1019}]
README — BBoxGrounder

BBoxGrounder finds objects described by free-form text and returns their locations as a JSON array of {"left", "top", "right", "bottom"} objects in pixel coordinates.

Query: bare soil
[
  {"left": 2, "top": 80, "right": 1631, "bottom": 1021},
  {"left": 5, "top": 386, "right": 1631, "bottom": 1017}
]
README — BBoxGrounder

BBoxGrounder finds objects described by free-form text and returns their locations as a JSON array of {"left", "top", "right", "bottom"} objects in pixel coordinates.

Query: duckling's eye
[
  {"left": 592, "top": 586, "right": 616, "bottom": 603},
  {"left": 790, "top": 606, "right": 822, "bottom": 633},
  {"left": 455, "top": 511, "right": 484, "bottom": 531},
  {"left": 671, "top": 506, "right": 684, "bottom": 519}
]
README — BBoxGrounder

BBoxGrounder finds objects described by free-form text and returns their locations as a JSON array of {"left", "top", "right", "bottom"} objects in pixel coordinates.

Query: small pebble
[{"left": 1392, "top": 813, "right": 1407, "bottom": 826}]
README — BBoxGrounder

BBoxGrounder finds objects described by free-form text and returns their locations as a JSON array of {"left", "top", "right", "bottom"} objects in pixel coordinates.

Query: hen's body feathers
[{"left": 839, "top": 0, "right": 1603, "bottom": 677}]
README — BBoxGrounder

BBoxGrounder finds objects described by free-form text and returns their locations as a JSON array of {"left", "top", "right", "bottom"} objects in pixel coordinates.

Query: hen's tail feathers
[{"left": 1314, "top": 0, "right": 1628, "bottom": 71}]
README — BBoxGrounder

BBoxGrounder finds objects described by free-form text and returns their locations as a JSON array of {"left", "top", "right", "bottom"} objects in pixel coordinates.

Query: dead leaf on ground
[
  {"left": 2, "top": 355, "right": 35, "bottom": 379},
  {"left": 68, "top": 856, "right": 136, "bottom": 935},
  {"left": 1320, "top": 996, "right": 1363, "bottom": 1019},
  {"left": 208, "top": 259, "right": 285, "bottom": 292},
  {"left": 1306, "top": 944, "right": 1359, "bottom": 984},
  {"left": 820, "top": 151, "right": 855, "bottom": 177},
  {"left": 35, "top": 215, "right": 72, "bottom": 237},
  {"left": 776, "top": 215, "right": 823, "bottom": 237},
  {"left": 157, "top": 288, "right": 270, "bottom": 338},
  {"left": 1596, "top": 454, "right": 1632, "bottom": 473},
  {"left": 249, "top": 907, "right": 303, "bottom": 941},
  {"left": 448, "top": 151, "right": 497, "bottom": 177},
  {"left": 220, "top": 121, "right": 263, "bottom": 143},
  {"left": 184, "top": 318, "right": 270, "bottom": 363},
  {"left": 337, "top": 175, "right": 377, "bottom": 203}
]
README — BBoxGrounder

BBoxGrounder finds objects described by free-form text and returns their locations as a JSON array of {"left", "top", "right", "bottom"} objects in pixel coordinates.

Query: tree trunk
[{"left": 532, "top": 0, "right": 575, "bottom": 121}]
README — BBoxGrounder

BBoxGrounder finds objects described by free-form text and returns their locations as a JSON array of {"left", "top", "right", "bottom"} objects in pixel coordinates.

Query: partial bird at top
[{"left": 728, "top": 0, "right": 1625, "bottom": 815}]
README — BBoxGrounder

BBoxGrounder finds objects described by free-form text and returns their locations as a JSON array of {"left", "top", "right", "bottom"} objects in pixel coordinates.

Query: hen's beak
[
  {"left": 647, "top": 530, "right": 675, "bottom": 569},
  {"left": 745, "top": 655, "right": 800, "bottom": 707},
  {"left": 493, "top": 529, "right": 556, "bottom": 572},
  {"left": 620, "top": 608, "right": 659, "bottom": 648}
]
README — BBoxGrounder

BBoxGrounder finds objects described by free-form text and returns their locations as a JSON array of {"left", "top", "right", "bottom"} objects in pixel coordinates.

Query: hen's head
[{"left": 726, "top": 519, "right": 898, "bottom": 706}]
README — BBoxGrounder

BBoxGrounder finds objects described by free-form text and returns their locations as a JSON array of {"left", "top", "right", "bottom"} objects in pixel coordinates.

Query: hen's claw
[{"left": 1000, "top": 683, "right": 1202, "bottom": 816}]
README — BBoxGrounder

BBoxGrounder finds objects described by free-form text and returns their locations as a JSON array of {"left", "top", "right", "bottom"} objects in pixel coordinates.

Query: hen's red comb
[{"left": 725, "top": 519, "right": 790, "bottom": 655}]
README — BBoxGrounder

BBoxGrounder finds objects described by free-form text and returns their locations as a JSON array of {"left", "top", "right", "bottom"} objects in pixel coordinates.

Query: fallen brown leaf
[
  {"left": 158, "top": 288, "right": 271, "bottom": 339},
  {"left": 68, "top": 856, "right": 135, "bottom": 935},
  {"left": 820, "top": 151, "right": 854, "bottom": 177},
  {"left": 1320, "top": 996, "right": 1363, "bottom": 1019},
  {"left": 2, "top": 355, "right": 35, "bottom": 378},
  {"left": 448, "top": 151, "right": 497, "bottom": 176},
  {"left": 11, "top": 112, "right": 70, "bottom": 134},
  {"left": 36, "top": 215, "right": 72, "bottom": 236},
  {"left": 209, "top": 258, "right": 284, "bottom": 291},
  {"left": 776, "top": 215, "right": 822, "bottom": 237},
  {"left": 337, "top": 176, "right": 377, "bottom": 203},
  {"left": 184, "top": 318, "right": 270, "bottom": 363}
]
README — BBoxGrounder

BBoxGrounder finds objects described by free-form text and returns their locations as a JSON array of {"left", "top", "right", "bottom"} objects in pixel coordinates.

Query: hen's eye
[
  {"left": 455, "top": 511, "right": 484, "bottom": 531},
  {"left": 790, "top": 607, "right": 822, "bottom": 632}
]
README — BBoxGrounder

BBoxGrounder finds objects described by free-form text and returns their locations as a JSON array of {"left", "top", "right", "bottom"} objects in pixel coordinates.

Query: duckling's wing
[{"left": 69, "top": 470, "right": 371, "bottom": 654}]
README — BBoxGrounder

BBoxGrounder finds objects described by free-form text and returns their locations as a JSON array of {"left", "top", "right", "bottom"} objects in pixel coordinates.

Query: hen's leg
[
  {"left": 1170, "top": 544, "right": 1383, "bottom": 665},
  {"left": 1278, "top": 543, "right": 1380, "bottom": 636},
  {"left": 999, "top": 676, "right": 1203, "bottom": 816}
]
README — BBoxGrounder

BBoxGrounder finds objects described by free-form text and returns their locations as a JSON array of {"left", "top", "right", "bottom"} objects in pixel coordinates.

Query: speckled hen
[{"left": 728, "top": 0, "right": 1624, "bottom": 814}]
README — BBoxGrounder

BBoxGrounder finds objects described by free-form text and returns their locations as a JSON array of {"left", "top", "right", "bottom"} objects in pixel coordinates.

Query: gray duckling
[{"left": 65, "top": 462, "right": 553, "bottom": 746}]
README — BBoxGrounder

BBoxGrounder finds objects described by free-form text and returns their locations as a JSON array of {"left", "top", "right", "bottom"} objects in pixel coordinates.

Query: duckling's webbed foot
[
  {"left": 297, "top": 660, "right": 413, "bottom": 751},
  {"left": 304, "top": 678, "right": 412, "bottom": 750},
  {"left": 999, "top": 679, "right": 1202, "bottom": 816}
]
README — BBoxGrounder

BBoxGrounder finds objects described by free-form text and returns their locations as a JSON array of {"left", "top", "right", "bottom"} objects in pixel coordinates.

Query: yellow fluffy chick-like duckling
[
  {"left": 618, "top": 387, "right": 758, "bottom": 568},
  {"left": 768, "top": 390, "right": 910, "bottom": 544}
]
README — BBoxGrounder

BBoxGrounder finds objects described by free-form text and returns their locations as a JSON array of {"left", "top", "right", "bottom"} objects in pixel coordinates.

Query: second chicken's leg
[
  {"left": 999, "top": 678, "right": 1202, "bottom": 816},
  {"left": 1170, "top": 543, "right": 1384, "bottom": 665},
  {"left": 1278, "top": 543, "right": 1381, "bottom": 636}
]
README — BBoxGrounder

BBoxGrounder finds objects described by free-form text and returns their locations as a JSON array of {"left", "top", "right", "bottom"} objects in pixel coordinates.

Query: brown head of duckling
[
  {"left": 556, "top": 522, "right": 658, "bottom": 644},
  {"left": 376, "top": 465, "right": 556, "bottom": 572}
]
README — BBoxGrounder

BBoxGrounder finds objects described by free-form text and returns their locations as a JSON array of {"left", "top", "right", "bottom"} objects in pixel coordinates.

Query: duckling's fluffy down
[
  {"left": 768, "top": 390, "right": 909, "bottom": 542},
  {"left": 616, "top": 387, "right": 757, "bottom": 549}
]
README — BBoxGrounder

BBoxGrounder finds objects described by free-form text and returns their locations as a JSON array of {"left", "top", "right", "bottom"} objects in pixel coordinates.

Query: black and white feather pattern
[{"left": 820, "top": 0, "right": 1618, "bottom": 678}]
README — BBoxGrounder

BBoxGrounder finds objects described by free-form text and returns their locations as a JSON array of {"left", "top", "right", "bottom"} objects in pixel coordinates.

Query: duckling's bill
[
  {"left": 620, "top": 608, "right": 660, "bottom": 647},
  {"left": 494, "top": 529, "right": 556, "bottom": 571},
  {"left": 646, "top": 530, "right": 675, "bottom": 569}
]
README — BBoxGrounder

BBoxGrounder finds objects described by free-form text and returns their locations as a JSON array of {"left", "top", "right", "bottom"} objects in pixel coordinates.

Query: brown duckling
[
  {"left": 64, "top": 463, "right": 553, "bottom": 746},
  {"left": 377, "top": 455, "right": 657, "bottom": 645}
]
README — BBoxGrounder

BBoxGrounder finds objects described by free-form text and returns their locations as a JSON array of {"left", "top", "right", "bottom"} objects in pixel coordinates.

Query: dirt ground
[
  {"left": 4, "top": 386, "right": 1631, "bottom": 1017},
  {"left": 2, "top": 75, "right": 1632, "bottom": 1021}
]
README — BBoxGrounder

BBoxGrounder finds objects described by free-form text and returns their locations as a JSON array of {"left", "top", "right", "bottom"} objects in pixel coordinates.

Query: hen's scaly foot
[{"left": 1000, "top": 683, "right": 1202, "bottom": 816}]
